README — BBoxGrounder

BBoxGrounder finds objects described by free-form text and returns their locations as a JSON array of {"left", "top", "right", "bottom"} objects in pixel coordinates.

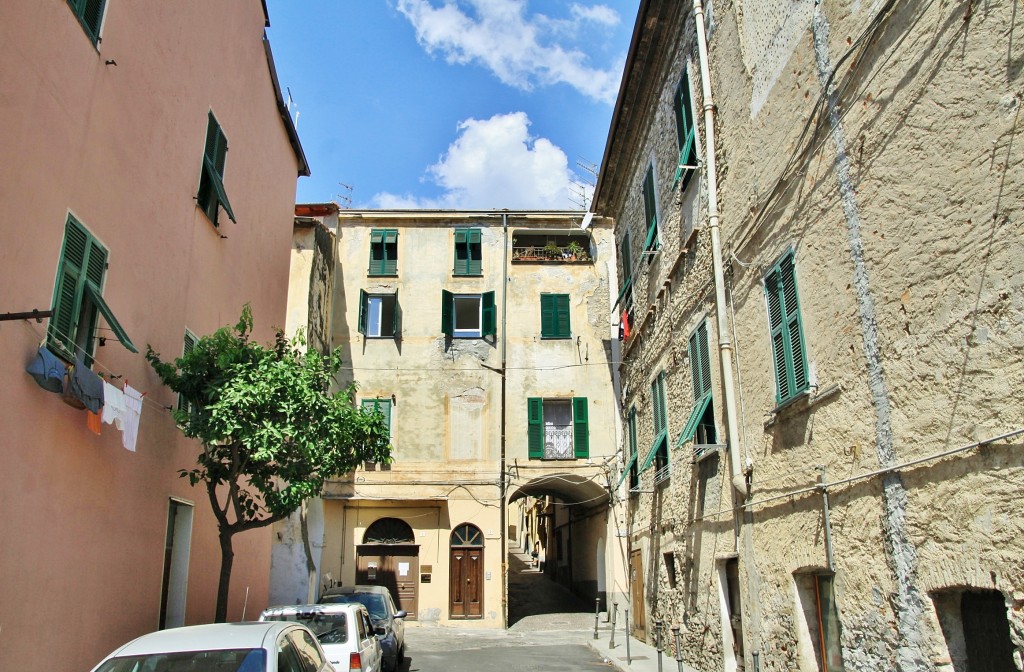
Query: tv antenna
[
  {"left": 569, "top": 157, "right": 597, "bottom": 210},
  {"left": 335, "top": 182, "right": 353, "bottom": 209}
]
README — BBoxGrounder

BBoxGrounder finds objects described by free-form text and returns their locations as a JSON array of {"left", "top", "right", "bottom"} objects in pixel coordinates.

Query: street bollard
[
  {"left": 672, "top": 625, "right": 683, "bottom": 672},
  {"left": 624, "top": 607, "right": 631, "bottom": 665},
  {"left": 655, "top": 619, "right": 664, "bottom": 672},
  {"left": 610, "top": 602, "right": 618, "bottom": 649},
  {"left": 594, "top": 597, "right": 601, "bottom": 640}
]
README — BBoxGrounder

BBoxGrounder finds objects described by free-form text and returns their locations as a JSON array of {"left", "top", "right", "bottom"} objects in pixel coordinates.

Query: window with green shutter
[
  {"left": 526, "top": 397, "right": 589, "bottom": 460},
  {"left": 358, "top": 290, "right": 401, "bottom": 339},
  {"left": 368, "top": 229, "right": 398, "bottom": 275},
  {"left": 453, "top": 228, "right": 482, "bottom": 275},
  {"left": 48, "top": 215, "right": 136, "bottom": 364},
  {"left": 677, "top": 320, "right": 717, "bottom": 448},
  {"left": 196, "top": 112, "right": 236, "bottom": 228},
  {"left": 617, "top": 407, "right": 640, "bottom": 492},
  {"left": 640, "top": 372, "right": 669, "bottom": 477},
  {"left": 764, "top": 250, "right": 810, "bottom": 406},
  {"left": 441, "top": 290, "right": 495, "bottom": 338},
  {"left": 673, "top": 69, "right": 699, "bottom": 190},
  {"left": 642, "top": 165, "right": 659, "bottom": 255},
  {"left": 361, "top": 398, "right": 392, "bottom": 442},
  {"left": 540, "top": 294, "right": 571, "bottom": 339},
  {"left": 66, "top": 0, "right": 106, "bottom": 44}
]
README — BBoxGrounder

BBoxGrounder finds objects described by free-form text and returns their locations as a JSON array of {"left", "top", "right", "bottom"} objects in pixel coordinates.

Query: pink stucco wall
[{"left": 0, "top": 2, "right": 302, "bottom": 669}]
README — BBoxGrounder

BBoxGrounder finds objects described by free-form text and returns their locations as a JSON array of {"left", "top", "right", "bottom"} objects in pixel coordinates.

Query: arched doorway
[
  {"left": 449, "top": 523, "right": 484, "bottom": 619},
  {"left": 358, "top": 517, "right": 418, "bottom": 619}
]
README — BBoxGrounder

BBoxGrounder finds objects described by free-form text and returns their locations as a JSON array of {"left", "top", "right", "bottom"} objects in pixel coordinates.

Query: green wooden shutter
[
  {"left": 556, "top": 294, "right": 570, "bottom": 338},
  {"left": 392, "top": 289, "right": 402, "bottom": 341},
  {"left": 358, "top": 289, "right": 368, "bottom": 335},
  {"left": 481, "top": 291, "right": 496, "bottom": 336},
  {"left": 573, "top": 397, "right": 589, "bottom": 458},
  {"left": 688, "top": 321, "right": 712, "bottom": 401},
  {"left": 765, "top": 252, "right": 809, "bottom": 404},
  {"left": 673, "top": 71, "right": 697, "bottom": 190},
  {"left": 453, "top": 229, "right": 467, "bottom": 275},
  {"left": 541, "top": 294, "right": 570, "bottom": 338},
  {"left": 467, "top": 228, "right": 482, "bottom": 275},
  {"left": 540, "top": 294, "right": 555, "bottom": 338},
  {"left": 527, "top": 398, "right": 544, "bottom": 458},
  {"left": 50, "top": 216, "right": 106, "bottom": 359},
  {"left": 652, "top": 372, "right": 667, "bottom": 434},
  {"left": 369, "top": 230, "right": 384, "bottom": 274},
  {"left": 384, "top": 230, "right": 398, "bottom": 275},
  {"left": 441, "top": 289, "right": 453, "bottom": 337},
  {"left": 643, "top": 167, "right": 658, "bottom": 251}
]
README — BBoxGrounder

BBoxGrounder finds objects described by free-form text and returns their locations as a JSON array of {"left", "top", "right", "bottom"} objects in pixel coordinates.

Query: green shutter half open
[
  {"left": 84, "top": 283, "right": 137, "bottom": 353},
  {"left": 392, "top": 288, "right": 402, "bottom": 341},
  {"left": 358, "top": 289, "right": 368, "bottom": 335},
  {"left": 573, "top": 397, "right": 589, "bottom": 458},
  {"left": 441, "top": 289, "right": 453, "bottom": 337},
  {"left": 528, "top": 398, "right": 544, "bottom": 458},
  {"left": 675, "top": 393, "right": 712, "bottom": 447},
  {"left": 640, "top": 431, "right": 666, "bottom": 473},
  {"left": 481, "top": 291, "right": 496, "bottom": 336}
]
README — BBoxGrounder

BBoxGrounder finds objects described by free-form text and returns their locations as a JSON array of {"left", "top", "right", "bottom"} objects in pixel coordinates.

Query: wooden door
[
  {"left": 450, "top": 547, "right": 483, "bottom": 618},
  {"left": 629, "top": 549, "right": 646, "bottom": 637},
  {"left": 356, "top": 544, "right": 419, "bottom": 620}
]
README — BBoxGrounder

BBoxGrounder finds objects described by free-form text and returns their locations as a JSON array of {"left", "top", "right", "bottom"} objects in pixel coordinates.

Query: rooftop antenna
[
  {"left": 334, "top": 182, "right": 353, "bottom": 209},
  {"left": 569, "top": 156, "right": 597, "bottom": 211}
]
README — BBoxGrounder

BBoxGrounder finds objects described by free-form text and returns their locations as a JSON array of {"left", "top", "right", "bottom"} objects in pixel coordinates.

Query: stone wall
[{"left": 600, "top": 0, "right": 1023, "bottom": 669}]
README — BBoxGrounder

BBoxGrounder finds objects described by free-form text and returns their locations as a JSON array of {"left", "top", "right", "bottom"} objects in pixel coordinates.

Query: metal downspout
[
  {"left": 500, "top": 212, "right": 509, "bottom": 626},
  {"left": 693, "top": 0, "right": 745, "bottom": 498}
]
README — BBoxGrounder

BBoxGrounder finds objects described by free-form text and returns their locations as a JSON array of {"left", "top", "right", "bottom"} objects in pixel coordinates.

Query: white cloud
[
  {"left": 395, "top": 0, "right": 622, "bottom": 104},
  {"left": 371, "top": 112, "right": 585, "bottom": 210}
]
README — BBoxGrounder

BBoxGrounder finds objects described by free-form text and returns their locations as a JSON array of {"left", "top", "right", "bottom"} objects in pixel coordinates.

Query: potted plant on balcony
[
  {"left": 566, "top": 240, "right": 587, "bottom": 261},
  {"left": 544, "top": 241, "right": 563, "bottom": 260}
]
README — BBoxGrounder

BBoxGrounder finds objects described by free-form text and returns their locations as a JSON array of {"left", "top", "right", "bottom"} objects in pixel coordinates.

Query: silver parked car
[
  {"left": 90, "top": 621, "right": 333, "bottom": 672},
  {"left": 260, "top": 603, "right": 383, "bottom": 672},
  {"left": 320, "top": 586, "right": 406, "bottom": 672}
]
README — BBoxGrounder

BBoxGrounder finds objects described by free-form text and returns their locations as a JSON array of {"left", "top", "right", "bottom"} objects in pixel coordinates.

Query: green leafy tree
[{"left": 147, "top": 307, "right": 390, "bottom": 622}]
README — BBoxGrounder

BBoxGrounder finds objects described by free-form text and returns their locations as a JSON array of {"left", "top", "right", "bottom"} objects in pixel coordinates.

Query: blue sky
[{"left": 264, "top": 1, "right": 638, "bottom": 210}]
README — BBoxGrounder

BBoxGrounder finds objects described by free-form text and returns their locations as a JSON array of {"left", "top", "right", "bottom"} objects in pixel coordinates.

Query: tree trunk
[{"left": 215, "top": 527, "right": 235, "bottom": 622}]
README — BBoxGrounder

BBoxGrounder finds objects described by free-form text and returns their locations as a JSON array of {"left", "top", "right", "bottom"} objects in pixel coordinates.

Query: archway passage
[
  {"left": 450, "top": 523, "right": 484, "bottom": 619},
  {"left": 507, "top": 473, "right": 608, "bottom": 626},
  {"left": 358, "top": 517, "right": 418, "bottom": 619}
]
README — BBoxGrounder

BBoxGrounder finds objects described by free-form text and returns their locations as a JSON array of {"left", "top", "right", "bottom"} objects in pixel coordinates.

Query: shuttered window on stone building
[
  {"left": 764, "top": 250, "right": 810, "bottom": 406},
  {"left": 673, "top": 68, "right": 699, "bottom": 190},
  {"left": 527, "top": 397, "right": 589, "bottom": 460}
]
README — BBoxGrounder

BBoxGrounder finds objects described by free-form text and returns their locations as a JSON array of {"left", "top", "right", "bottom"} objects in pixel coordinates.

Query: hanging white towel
[
  {"left": 121, "top": 383, "right": 144, "bottom": 452},
  {"left": 101, "top": 381, "right": 129, "bottom": 430}
]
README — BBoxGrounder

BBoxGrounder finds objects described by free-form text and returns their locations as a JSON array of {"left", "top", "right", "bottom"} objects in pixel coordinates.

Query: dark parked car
[{"left": 320, "top": 586, "right": 407, "bottom": 672}]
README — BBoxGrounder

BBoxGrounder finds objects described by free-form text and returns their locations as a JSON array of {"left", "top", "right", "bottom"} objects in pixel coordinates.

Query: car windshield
[
  {"left": 262, "top": 610, "right": 349, "bottom": 644},
  {"left": 323, "top": 594, "right": 387, "bottom": 622},
  {"left": 94, "top": 648, "right": 266, "bottom": 672}
]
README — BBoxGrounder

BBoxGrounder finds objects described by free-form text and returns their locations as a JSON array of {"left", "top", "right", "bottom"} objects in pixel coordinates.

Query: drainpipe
[
  {"left": 693, "top": 0, "right": 745, "bottom": 498},
  {"left": 499, "top": 212, "right": 509, "bottom": 626}
]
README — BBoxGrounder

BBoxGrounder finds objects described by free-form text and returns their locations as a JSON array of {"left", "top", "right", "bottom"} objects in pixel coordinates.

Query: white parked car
[
  {"left": 90, "top": 621, "right": 333, "bottom": 671},
  {"left": 260, "top": 603, "right": 383, "bottom": 672}
]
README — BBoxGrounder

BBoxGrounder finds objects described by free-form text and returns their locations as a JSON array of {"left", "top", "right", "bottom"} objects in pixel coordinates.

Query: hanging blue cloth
[
  {"left": 68, "top": 353, "right": 104, "bottom": 413},
  {"left": 25, "top": 345, "right": 66, "bottom": 393}
]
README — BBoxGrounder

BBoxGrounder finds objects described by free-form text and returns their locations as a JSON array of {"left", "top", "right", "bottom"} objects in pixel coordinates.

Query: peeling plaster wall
[{"left": 600, "top": 0, "right": 1024, "bottom": 669}]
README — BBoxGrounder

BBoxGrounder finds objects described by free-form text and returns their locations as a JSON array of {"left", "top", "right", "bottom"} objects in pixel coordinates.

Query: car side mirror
[{"left": 394, "top": 610, "right": 408, "bottom": 619}]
